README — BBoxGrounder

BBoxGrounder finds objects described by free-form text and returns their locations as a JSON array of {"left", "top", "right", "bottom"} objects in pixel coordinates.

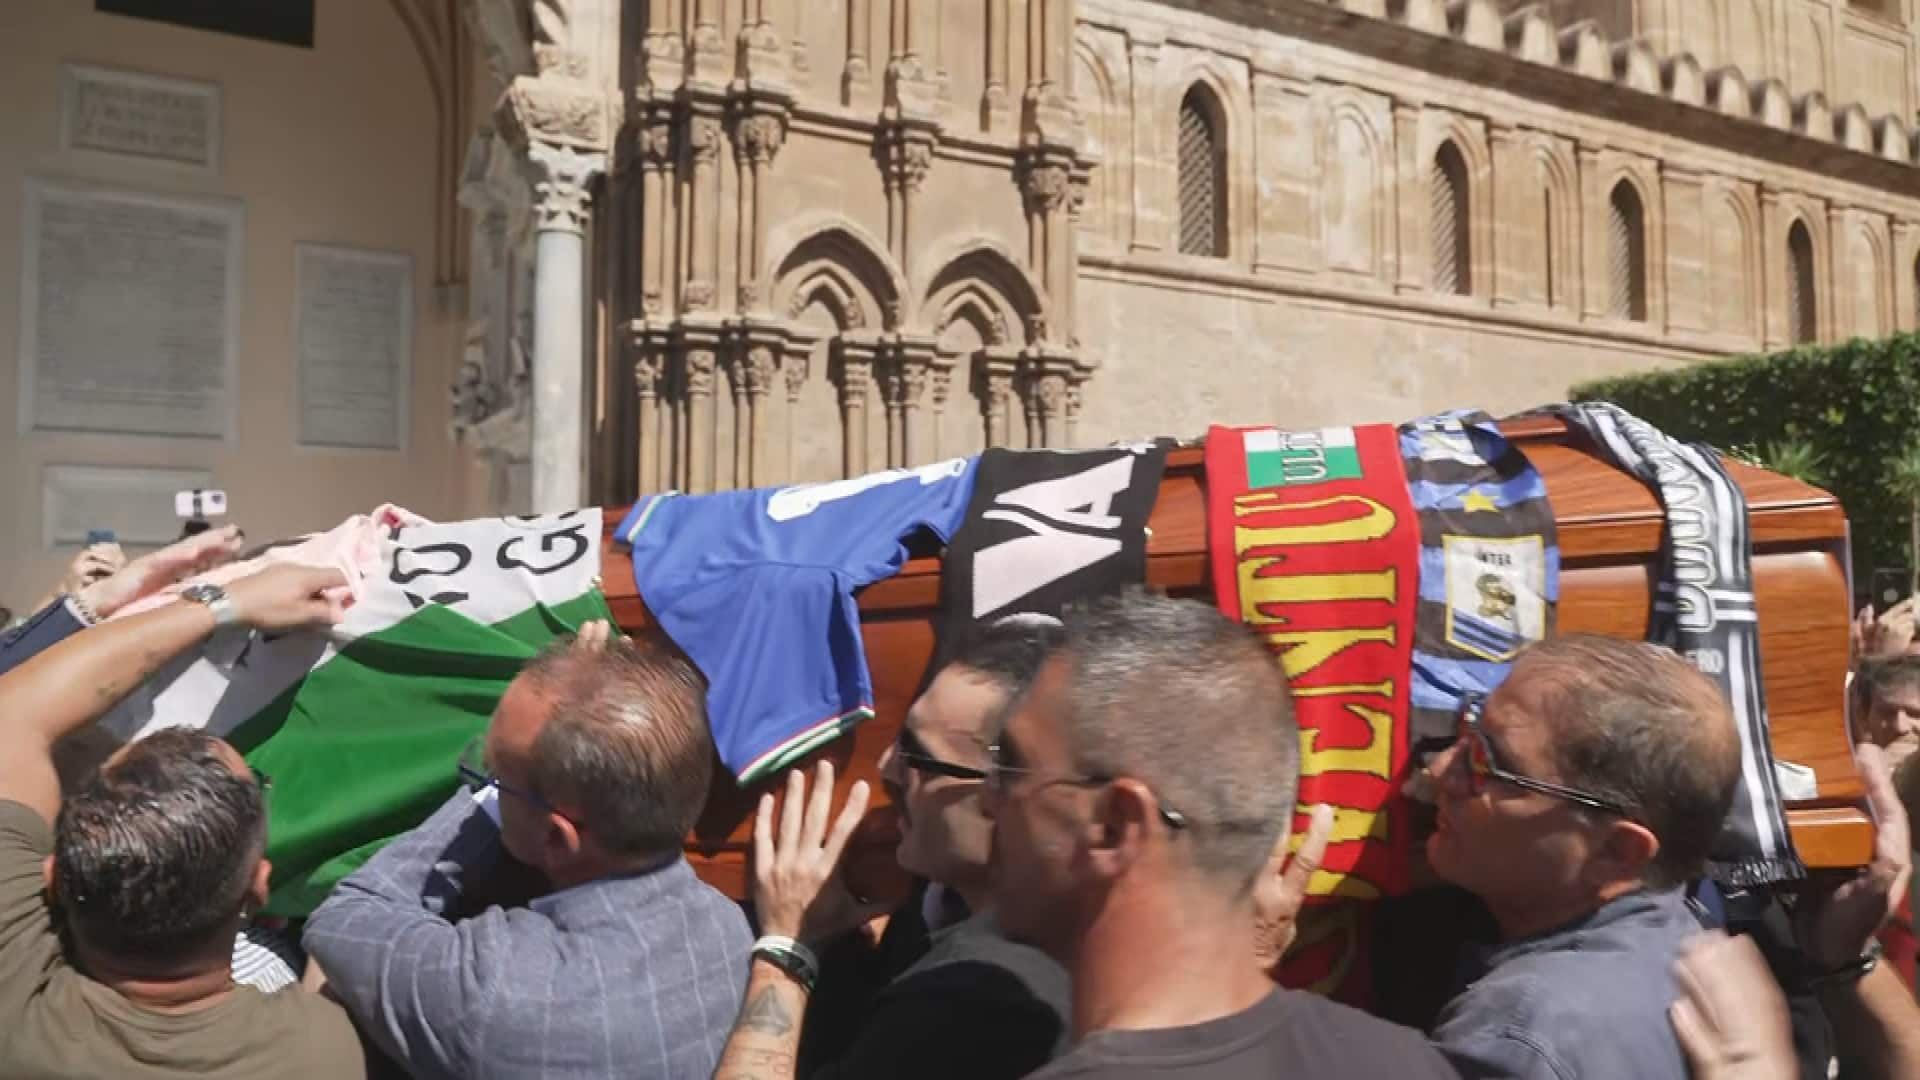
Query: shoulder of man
[{"left": 1277, "top": 992, "right": 1459, "bottom": 1076}]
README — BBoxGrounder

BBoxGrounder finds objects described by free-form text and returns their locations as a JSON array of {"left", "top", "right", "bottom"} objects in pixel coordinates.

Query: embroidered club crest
[{"left": 1442, "top": 534, "right": 1546, "bottom": 661}]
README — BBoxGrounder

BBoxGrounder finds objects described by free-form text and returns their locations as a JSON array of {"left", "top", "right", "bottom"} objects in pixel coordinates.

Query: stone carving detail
[
  {"left": 450, "top": 354, "right": 501, "bottom": 429},
  {"left": 736, "top": 114, "right": 788, "bottom": 166},
  {"left": 684, "top": 281, "right": 715, "bottom": 310},
  {"left": 688, "top": 114, "right": 725, "bottom": 164},
  {"left": 632, "top": 349, "right": 666, "bottom": 399},
  {"left": 684, "top": 349, "right": 719, "bottom": 396},
  {"left": 526, "top": 143, "right": 604, "bottom": 233},
  {"left": 738, "top": 282, "right": 762, "bottom": 310},
  {"left": 745, "top": 346, "right": 780, "bottom": 396},
  {"left": 640, "top": 119, "right": 674, "bottom": 166},
  {"left": 506, "top": 81, "right": 605, "bottom": 147},
  {"left": 1021, "top": 163, "right": 1073, "bottom": 215},
  {"left": 530, "top": 0, "right": 587, "bottom": 77},
  {"left": 784, "top": 351, "right": 810, "bottom": 401}
]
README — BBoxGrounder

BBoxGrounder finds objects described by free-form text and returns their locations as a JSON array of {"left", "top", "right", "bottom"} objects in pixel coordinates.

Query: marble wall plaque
[
  {"left": 61, "top": 64, "right": 220, "bottom": 170},
  {"left": 42, "top": 464, "right": 215, "bottom": 548},
  {"left": 295, "top": 244, "right": 413, "bottom": 450},
  {"left": 18, "top": 180, "right": 242, "bottom": 440}
]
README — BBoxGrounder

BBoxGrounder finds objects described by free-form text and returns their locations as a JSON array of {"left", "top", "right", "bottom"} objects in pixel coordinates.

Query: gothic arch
[
  {"left": 768, "top": 217, "right": 908, "bottom": 331},
  {"left": 1594, "top": 160, "right": 1664, "bottom": 324},
  {"left": 920, "top": 241, "right": 1047, "bottom": 343},
  {"left": 1705, "top": 182, "right": 1761, "bottom": 340},
  {"left": 1320, "top": 97, "right": 1389, "bottom": 278},
  {"left": 1157, "top": 48, "right": 1254, "bottom": 260},
  {"left": 1072, "top": 33, "right": 1125, "bottom": 248},
  {"left": 1786, "top": 214, "right": 1821, "bottom": 344},
  {"left": 1529, "top": 137, "right": 1578, "bottom": 309}
]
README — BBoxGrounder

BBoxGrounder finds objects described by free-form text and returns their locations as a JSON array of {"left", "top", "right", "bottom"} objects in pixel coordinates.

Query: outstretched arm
[{"left": 0, "top": 563, "right": 348, "bottom": 824}]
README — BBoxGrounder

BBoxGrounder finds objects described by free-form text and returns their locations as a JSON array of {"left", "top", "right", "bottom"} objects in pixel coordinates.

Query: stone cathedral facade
[{"left": 447, "top": 0, "right": 1920, "bottom": 510}]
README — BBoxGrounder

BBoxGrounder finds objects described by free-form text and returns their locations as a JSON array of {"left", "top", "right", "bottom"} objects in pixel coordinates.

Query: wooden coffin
[{"left": 602, "top": 416, "right": 1876, "bottom": 902}]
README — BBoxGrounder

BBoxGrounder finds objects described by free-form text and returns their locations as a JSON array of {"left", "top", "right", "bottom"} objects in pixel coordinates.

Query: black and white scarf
[{"left": 1546, "top": 402, "right": 1803, "bottom": 885}]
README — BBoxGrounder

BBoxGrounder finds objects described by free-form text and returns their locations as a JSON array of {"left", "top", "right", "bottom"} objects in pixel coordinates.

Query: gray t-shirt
[
  {"left": 1026, "top": 988, "right": 1458, "bottom": 1079},
  {"left": 0, "top": 800, "right": 368, "bottom": 1080}
]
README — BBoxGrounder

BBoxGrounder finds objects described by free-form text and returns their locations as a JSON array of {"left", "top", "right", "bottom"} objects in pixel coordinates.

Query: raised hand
[
  {"left": 1796, "top": 743, "right": 1912, "bottom": 970},
  {"left": 752, "top": 760, "right": 885, "bottom": 947},
  {"left": 226, "top": 564, "right": 352, "bottom": 633},
  {"left": 1252, "top": 803, "right": 1335, "bottom": 974},
  {"left": 80, "top": 525, "right": 245, "bottom": 619},
  {"left": 1669, "top": 931, "right": 1796, "bottom": 1080}
]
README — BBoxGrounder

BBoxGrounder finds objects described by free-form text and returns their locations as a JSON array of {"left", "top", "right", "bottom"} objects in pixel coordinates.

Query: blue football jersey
[{"left": 616, "top": 458, "right": 979, "bottom": 782}]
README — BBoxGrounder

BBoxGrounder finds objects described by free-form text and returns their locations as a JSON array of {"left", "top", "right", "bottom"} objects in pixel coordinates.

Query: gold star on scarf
[{"left": 1460, "top": 491, "right": 1499, "bottom": 514}]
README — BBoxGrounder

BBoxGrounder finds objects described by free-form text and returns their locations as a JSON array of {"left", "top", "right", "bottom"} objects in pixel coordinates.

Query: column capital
[
  {"left": 499, "top": 75, "right": 615, "bottom": 153},
  {"left": 525, "top": 142, "right": 606, "bottom": 235}
]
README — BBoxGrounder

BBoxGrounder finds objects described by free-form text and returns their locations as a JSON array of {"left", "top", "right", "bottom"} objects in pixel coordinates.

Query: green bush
[{"left": 1571, "top": 333, "right": 1920, "bottom": 580}]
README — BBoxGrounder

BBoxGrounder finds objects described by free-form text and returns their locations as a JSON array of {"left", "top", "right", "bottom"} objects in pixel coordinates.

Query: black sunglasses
[
  {"left": 895, "top": 725, "right": 990, "bottom": 781},
  {"left": 1454, "top": 692, "right": 1632, "bottom": 817}
]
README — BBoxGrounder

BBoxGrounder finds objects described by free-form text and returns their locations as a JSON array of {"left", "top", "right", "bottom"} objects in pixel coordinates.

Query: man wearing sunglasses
[
  {"left": 1424, "top": 634, "right": 1744, "bottom": 1080},
  {"left": 712, "top": 615, "right": 1074, "bottom": 1079}
]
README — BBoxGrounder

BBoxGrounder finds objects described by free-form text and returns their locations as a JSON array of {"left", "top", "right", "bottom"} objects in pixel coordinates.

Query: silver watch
[{"left": 180, "top": 583, "right": 237, "bottom": 627}]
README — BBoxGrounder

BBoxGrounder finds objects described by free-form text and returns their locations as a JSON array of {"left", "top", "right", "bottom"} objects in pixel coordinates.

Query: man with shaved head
[
  {"left": 1425, "top": 634, "right": 1745, "bottom": 1080},
  {"left": 304, "top": 621, "right": 751, "bottom": 1079}
]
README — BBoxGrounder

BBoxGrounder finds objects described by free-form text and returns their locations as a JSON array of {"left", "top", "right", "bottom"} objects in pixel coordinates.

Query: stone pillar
[
  {"left": 928, "top": 352, "right": 957, "bottom": 460},
  {"left": 525, "top": 142, "right": 605, "bottom": 513},
  {"left": 1019, "top": 154, "right": 1074, "bottom": 340},
  {"left": 983, "top": 0, "right": 1012, "bottom": 133},
  {"left": 732, "top": 109, "right": 789, "bottom": 312},
  {"left": 1577, "top": 144, "right": 1608, "bottom": 322},
  {"left": 983, "top": 349, "right": 1019, "bottom": 448},
  {"left": 684, "top": 109, "right": 726, "bottom": 313},
  {"left": 638, "top": 111, "right": 676, "bottom": 318},
  {"left": 743, "top": 337, "right": 780, "bottom": 486},
  {"left": 838, "top": 338, "right": 879, "bottom": 476},
  {"left": 880, "top": 125, "right": 936, "bottom": 276},
  {"left": 1126, "top": 35, "right": 1165, "bottom": 253},
  {"left": 782, "top": 337, "right": 814, "bottom": 482},
  {"left": 844, "top": 0, "right": 873, "bottom": 103},
  {"left": 629, "top": 325, "right": 669, "bottom": 495},
  {"left": 676, "top": 323, "right": 725, "bottom": 493}
]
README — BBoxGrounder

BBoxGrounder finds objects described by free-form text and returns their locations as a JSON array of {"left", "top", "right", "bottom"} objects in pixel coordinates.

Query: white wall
[{"left": 0, "top": 1, "right": 464, "bottom": 611}]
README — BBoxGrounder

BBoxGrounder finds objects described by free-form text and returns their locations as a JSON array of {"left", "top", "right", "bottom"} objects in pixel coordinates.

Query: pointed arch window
[
  {"left": 1788, "top": 220, "right": 1817, "bottom": 344},
  {"left": 1607, "top": 182, "right": 1648, "bottom": 322},
  {"left": 1177, "top": 87, "right": 1227, "bottom": 257},
  {"left": 1431, "top": 142, "right": 1471, "bottom": 295}
]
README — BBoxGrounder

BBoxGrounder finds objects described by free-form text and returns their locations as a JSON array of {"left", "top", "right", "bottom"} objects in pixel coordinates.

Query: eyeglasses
[
  {"left": 894, "top": 725, "right": 990, "bottom": 781},
  {"left": 987, "top": 738, "right": 1189, "bottom": 830},
  {"left": 1453, "top": 692, "right": 1632, "bottom": 817},
  {"left": 457, "top": 736, "right": 584, "bottom": 827}
]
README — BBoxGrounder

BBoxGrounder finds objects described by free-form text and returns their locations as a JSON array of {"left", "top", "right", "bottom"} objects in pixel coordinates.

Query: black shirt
[
  {"left": 808, "top": 910, "right": 1071, "bottom": 1080},
  {"left": 1025, "top": 988, "right": 1457, "bottom": 1079}
]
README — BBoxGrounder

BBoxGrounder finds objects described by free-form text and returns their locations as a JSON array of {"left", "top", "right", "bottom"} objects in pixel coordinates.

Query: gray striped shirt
[{"left": 304, "top": 793, "right": 750, "bottom": 1079}]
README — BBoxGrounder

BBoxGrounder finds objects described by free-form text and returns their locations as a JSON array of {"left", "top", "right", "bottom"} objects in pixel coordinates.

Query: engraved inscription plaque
[
  {"left": 18, "top": 180, "right": 242, "bottom": 440},
  {"left": 295, "top": 244, "right": 413, "bottom": 450},
  {"left": 61, "top": 65, "right": 220, "bottom": 170}
]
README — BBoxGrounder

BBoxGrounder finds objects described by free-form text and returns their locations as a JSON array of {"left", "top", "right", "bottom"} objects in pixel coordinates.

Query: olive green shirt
[{"left": 0, "top": 799, "right": 367, "bottom": 1079}]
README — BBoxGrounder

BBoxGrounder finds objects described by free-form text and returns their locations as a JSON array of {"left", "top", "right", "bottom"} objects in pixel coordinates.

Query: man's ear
[
  {"left": 41, "top": 855, "right": 55, "bottom": 898},
  {"left": 1084, "top": 779, "right": 1156, "bottom": 883},
  {"left": 1593, "top": 819, "right": 1659, "bottom": 885},
  {"left": 247, "top": 859, "right": 273, "bottom": 912},
  {"left": 545, "top": 812, "right": 586, "bottom": 866}
]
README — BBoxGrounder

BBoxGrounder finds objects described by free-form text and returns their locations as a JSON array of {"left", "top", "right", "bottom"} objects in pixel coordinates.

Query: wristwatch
[
  {"left": 1805, "top": 939, "right": 1884, "bottom": 990},
  {"left": 181, "top": 583, "right": 238, "bottom": 628}
]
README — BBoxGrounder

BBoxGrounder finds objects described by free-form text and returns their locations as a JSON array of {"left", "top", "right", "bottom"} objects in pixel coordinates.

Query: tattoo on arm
[
  {"left": 714, "top": 966, "right": 808, "bottom": 1080},
  {"left": 738, "top": 987, "right": 795, "bottom": 1036}
]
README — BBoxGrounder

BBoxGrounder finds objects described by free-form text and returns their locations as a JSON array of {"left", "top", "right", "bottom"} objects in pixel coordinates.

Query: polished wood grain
[{"left": 605, "top": 418, "right": 1874, "bottom": 899}]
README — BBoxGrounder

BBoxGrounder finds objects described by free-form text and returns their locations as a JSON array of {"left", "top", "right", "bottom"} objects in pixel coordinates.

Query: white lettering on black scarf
[{"left": 1547, "top": 402, "right": 1803, "bottom": 885}]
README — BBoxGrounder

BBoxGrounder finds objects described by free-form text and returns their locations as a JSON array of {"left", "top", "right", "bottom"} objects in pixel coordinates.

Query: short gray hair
[
  {"left": 1513, "top": 635, "right": 1741, "bottom": 888},
  {"left": 520, "top": 634, "right": 713, "bottom": 859},
  {"left": 1055, "top": 590, "right": 1298, "bottom": 890}
]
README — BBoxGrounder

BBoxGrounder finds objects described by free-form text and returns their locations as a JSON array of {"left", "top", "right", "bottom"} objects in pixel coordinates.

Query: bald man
[{"left": 1424, "top": 635, "right": 1744, "bottom": 1080}]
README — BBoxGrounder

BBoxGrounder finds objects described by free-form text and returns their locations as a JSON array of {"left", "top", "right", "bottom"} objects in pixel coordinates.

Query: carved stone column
[
  {"left": 1392, "top": 102, "right": 1426, "bottom": 296},
  {"left": 637, "top": 111, "right": 675, "bottom": 318},
  {"left": 782, "top": 337, "right": 813, "bottom": 482},
  {"left": 628, "top": 325, "right": 669, "bottom": 494},
  {"left": 878, "top": 124, "right": 935, "bottom": 275},
  {"left": 888, "top": 338, "right": 937, "bottom": 466},
  {"left": 1018, "top": 154, "right": 1074, "bottom": 345},
  {"left": 983, "top": 0, "right": 1012, "bottom": 133},
  {"left": 982, "top": 349, "right": 1019, "bottom": 449},
  {"left": 524, "top": 142, "right": 605, "bottom": 512},
  {"left": 676, "top": 323, "right": 725, "bottom": 493},
  {"left": 838, "top": 338, "right": 879, "bottom": 476},
  {"left": 684, "top": 108, "right": 726, "bottom": 313},
  {"left": 690, "top": 0, "right": 728, "bottom": 86},
  {"left": 732, "top": 107, "right": 789, "bottom": 313},
  {"left": 928, "top": 352, "right": 957, "bottom": 460},
  {"left": 1031, "top": 355, "right": 1072, "bottom": 448},
  {"left": 724, "top": 346, "right": 752, "bottom": 490},
  {"left": 743, "top": 338, "right": 781, "bottom": 486},
  {"left": 844, "top": 0, "right": 873, "bottom": 104}
]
